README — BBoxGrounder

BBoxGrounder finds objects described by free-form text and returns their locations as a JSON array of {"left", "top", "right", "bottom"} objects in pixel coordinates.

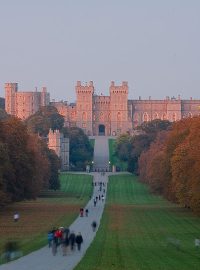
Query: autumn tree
[{"left": 0, "top": 117, "right": 49, "bottom": 204}]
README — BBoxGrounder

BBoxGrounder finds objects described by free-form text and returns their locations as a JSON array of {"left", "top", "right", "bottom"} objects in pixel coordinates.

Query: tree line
[
  {"left": 0, "top": 105, "right": 93, "bottom": 206},
  {"left": 0, "top": 116, "right": 60, "bottom": 206},
  {"left": 115, "top": 118, "right": 200, "bottom": 213}
]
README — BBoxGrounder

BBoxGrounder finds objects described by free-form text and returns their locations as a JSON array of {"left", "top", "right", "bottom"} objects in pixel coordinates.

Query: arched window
[
  {"left": 162, "top": 113, "right": 167, "bottom": 120},
  {"left": 99, "top": 112, "right": 104, "bottom": 121},
  {"left": 82, "top": 112, "right": 87, "bottom": 121},
  {"left": 143, "top": 112, "right": 148, "bottom": 122},
  {"left": 172, "top": 113, "right": 176, "bottom": 122},
  {"left": 153, "top": 113, "right": 159, "bottom": 120},
  {"left": 117, "top": 112, "right": 121, "bottom": 121}
]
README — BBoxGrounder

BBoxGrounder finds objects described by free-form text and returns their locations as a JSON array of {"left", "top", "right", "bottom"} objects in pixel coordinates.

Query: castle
[
  {"left": 5, "top": 81, "right": 200, "bottom": 136},
  {"left": 48, "top": 129, "right": 69, "bottom": 171},
  {"left": 5, "top": 83, "right": 50, "bottom": 119}
]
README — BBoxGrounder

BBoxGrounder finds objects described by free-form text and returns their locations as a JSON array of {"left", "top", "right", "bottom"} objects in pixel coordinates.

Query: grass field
[
  {"left": 109, "top": 139, "right": 128, "bottom": 171},
  {"left": 0, "top": 173, "right": 92, "bottom": 263},
  {"left": 75, "top": 174, "right": 200, "bottom": 270}
]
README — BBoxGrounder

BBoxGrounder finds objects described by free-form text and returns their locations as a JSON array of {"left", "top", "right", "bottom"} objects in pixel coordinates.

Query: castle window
[
  {"left": 172, "top": 113, "right": 176, "bottom": 121},
  {"left": 82, "top": 112, "right": 87, "bottom": 121},
  {"left": 82, "top": 123, "right": 86, "bottom": 128},
  {"left": 99, "top": 112, "right": 104, "bottom": 121},
  {"left": 162, "top": 113, "right": 167, "bottom": 120},
  {"left": 153, "top": 113, "right": 159, "bottom": 120},
  {"left": 143, "top": 113, "right": 149, "bottom": 122},
  {"left": 117, "top": 112, "right": 121, "bottom": 121}
]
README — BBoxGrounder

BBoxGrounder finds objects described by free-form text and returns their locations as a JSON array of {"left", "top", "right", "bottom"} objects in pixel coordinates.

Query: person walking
[
  {"left": 91, "top": 221, "right": 97, "bottom": 232},
  {"left": 85, "top": 209, "right": 89, "bottom": 217},
  {"left": 69, "top": 231, "right": 76, "bottom": 251},
  {"left": 62, "top": 228, "right": 70, "bottom": 256},
  {"left": 47, "top": 230, "right": 54, "bottom": 248},
  {"left": 80, "top": 208, "right": 84, "bottom": 217},
  {"left": 75, "top": 232, "right": 83, "bottom": 251}
]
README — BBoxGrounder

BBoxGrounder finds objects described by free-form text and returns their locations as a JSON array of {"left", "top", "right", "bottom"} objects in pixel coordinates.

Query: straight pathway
[
  {"left": 93, "top": 136, "right": 110, "bottom": 171},
  {"left": 0, "top": 172, "right": 108, "bottom": 270}
]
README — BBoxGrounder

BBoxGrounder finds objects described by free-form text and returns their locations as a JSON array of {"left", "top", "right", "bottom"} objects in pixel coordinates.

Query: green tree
[
  {"left": 62, "top": 127, "right": 93, "bottom": 170},
  {"left": 25, "top": 106, "right": 64, "bottom": 136},
  {"left": 115, "top": 134, "right": 131, "bottom": 161},
  {"left": 0, "top": 108, "right": 9, "bottom": 120},
  {"left": 0, "top": 97, "right": 5, "bottom": 109}
]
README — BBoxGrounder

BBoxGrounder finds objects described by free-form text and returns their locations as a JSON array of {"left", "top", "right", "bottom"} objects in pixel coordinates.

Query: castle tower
[
  {"left": 5, "top": 83, "right": 18, "bottom": 115},
  {"left": 110, "top": 81, "right": 128, "bottom": 136},
  {"left": 41, "top": 87, "right": 50, "bottom": 106},
  {"left": 48, "top": 129, "right": 69, "bottom": 171},
  {"left": 76, "top": 81, "right": 94, "bottom": 135},
  {"left": 60, "top": 134, "right": 70, "bottom": 171},
  {"left": 48, "top": 129, "right": 61, "bottom": 157}
]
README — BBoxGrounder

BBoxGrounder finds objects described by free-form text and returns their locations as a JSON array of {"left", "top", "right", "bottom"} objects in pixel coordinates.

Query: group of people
[
  {"left": 48, "top": 227, "right": 83, "bottom": 256},
  {"left": 47, "top": 178, "right": 106, "bottom": 257},
  {"left": 93, "top": 181, "right": 106, "bottom": 207},
  {"left": 79, "top": 208, "right": 89, "bottom": 217}
]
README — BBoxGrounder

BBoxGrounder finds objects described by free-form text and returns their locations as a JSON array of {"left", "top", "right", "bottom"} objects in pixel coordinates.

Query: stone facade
[
  {"left": 5, "top": 81, "right": 200, "bottom": 136},
  {"left": 5, "top": 83, "right": 50, "bottom": 119},
  {"left": 48, "top": 129, "right": 69, "bottom": 171},
  {"left": 52, "top": 81, "right": 200, "bottom": 136}
]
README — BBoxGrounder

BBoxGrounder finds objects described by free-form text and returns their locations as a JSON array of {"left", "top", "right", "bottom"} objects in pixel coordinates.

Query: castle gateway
[{"left": 5, "top": 81, "right": 200, "bottom": 136}]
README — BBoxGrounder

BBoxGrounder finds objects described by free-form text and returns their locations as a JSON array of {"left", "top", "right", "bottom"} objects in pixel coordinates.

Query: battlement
[
  {"left": 76, "top": 81, "right": 94, "bottom": 95},
  {"left": 109, "top": 81, "right": 128, "bottom": 94},
  {"left": 5, "top": 82, "right": 18, "bottom": 92}
]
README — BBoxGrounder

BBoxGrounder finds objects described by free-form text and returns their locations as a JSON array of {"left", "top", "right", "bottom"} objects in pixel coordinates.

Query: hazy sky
[{"left": 0, "top": 0, "right": 200, "bottom": 101}]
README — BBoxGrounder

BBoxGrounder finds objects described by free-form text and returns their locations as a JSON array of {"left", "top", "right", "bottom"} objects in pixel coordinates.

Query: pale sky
[{"left": 0, "top": 0, "right": 200, "bottom": 102}]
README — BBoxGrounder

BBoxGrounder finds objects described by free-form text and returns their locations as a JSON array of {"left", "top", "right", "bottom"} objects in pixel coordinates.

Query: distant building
[
  {"left": 48, "top": 129, "right": 69, "bottom": 171},
  {"left": 5, "top": 81, "right": 200, "bottom": 136},
  {"left": 5, "top": 83, "right": 50, "bottom": 119},
  {"left": 52, "top": 81, "right": 200, "bottom": 136}
]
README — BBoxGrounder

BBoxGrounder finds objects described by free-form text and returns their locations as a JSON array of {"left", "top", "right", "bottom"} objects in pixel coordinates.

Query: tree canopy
[
  {"left": 62, "top": 127, "right": 93, "bottom": 170},
  {"left": 138, "top": 116, "right": 200, "bottom": 213},
  {"left": 0, "top": 97, "right": 5, "bottom": 109},
  {"left": 115, "top": 119, "right": 172, "bottom": 174},
  {"left": 0, "top": 117, "right": 48, "bottom": 205},
  {"left": 25, "top": 105, "right": 64, "bottom": 137}
]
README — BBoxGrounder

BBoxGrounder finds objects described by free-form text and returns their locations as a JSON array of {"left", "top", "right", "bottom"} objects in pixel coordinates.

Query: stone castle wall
[
  {"left": 5, "top": 81, "right": 200, "bottom": 136},
  {"left": 5, "top": 83, "right": 50, "bottom": 119}
]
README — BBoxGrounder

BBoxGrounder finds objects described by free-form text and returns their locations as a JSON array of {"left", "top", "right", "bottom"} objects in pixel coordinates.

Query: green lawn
[
  {"left": 75, "top": 174, "right": 200, "bottom": 270},
  {"left": 0, "top": 173, "right": 92, "bottom": 264},
  {"left": 109, "top": 139, "right": 128, "bottom": 171}
]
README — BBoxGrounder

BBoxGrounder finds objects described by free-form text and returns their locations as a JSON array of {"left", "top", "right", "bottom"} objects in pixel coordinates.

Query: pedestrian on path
[
  {"left": 85, "top": 209, "right": 89, "bottom": 217},
  {"left": 75, "top": 232, "right": 83, "bottom": 251},
  {"left": 80, "top": 208, "right": 84, "bottom": 217},
  {"left": 69, "top": 231, "right": 76, "bottom": 251},
  {"left": 91, "top": 221, "right": 97, "bottom": 232},
  {"left": 93, "top": 199, "right": 96, "bottom": 207},
  {"left": 47, "top": 231, "right": 54, "bottom": 248}
]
